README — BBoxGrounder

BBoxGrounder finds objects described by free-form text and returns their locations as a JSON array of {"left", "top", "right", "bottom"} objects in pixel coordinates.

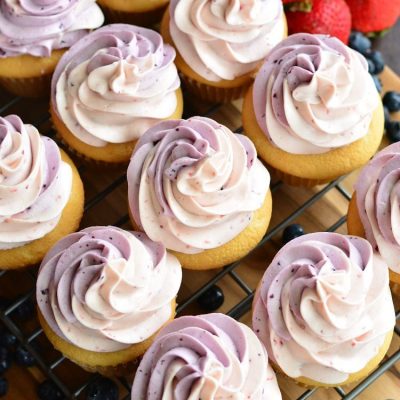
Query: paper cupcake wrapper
[
  {"left": 0, "top": 74, "right": 52, "bottom": 98},
  {"left": 100, "top": 4, "right": 166, "bottom": 26},
  {"left": 180, "top": 74, "right": 251, "bottom": 104},
  {"left": 269, "top": 166, "right": 335, "bottom": 188}
]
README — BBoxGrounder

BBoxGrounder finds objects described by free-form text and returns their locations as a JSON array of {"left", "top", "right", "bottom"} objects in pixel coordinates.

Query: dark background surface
[{"left": 373, "top": 19, "right": 400, "bottom": 74}]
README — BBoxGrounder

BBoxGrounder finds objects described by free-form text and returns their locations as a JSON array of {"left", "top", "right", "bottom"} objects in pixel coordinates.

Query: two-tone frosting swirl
[
  {"left": 52, "top": 24, "right": 180, "bottom": 147},
  {"left": 0, "top": 0, "right": 104, "bottom": 58},
  {"left": 169, "top": 0, "right": 285, "bottom": 81},
  {"left": 127, "top": 117, "right": 270, "bottom": 254},
  {"left": 131, "top": 314, "right": 282, "bottom": 400},
  {"left": 37, "top": 226, "right": 182, "bottom": 352},
  {"left": 0, "top": 115, "right": 72, "bottom": 249},
  {"left": 252, "top": 232, "right": 395, "bottom": 384},
  {"left": 253, "top": 33, "right": 379, "bottom": 154},
  {"left": 355, "top": 142, "right": 400, "bottom": 275}
]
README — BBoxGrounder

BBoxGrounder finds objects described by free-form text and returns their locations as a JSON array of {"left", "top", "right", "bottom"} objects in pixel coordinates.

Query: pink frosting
[
  {"left": 127, "top": 117, "right": 270, "bottom": 254},
  {"left": 253, "top": 33, "right": 378, "bottom": 154},
  {"left": 355, "top": 142, "right": 400, "bottom": 275},
  {"left": 252, "top": 232, "right": 395, "bottom": 384},
  {"left": 169, "top": 0, "right": 285, "bottom": 81},
  {"left": 0, "top": 115, "right": 72, "bottom": 249},
  {"left": 131, "top": 314, "right": 282, "bottom": 400},
  {"left": 36, "top": 226, "right": 182, "bottom": 352}
]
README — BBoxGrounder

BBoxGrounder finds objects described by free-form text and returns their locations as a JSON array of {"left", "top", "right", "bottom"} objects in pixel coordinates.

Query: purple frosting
[{"left": 0, "top": 0, "right": 104, "bottom": 58}]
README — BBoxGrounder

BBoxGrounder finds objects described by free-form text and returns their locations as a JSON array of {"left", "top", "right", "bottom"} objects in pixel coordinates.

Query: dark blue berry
[
  {"left": 384, "top": 106, "right": 391, "bottom": 129},
  {"left": 37, "top": 380, "right": 64, "bottom": 400},
  {"left": 282, "top": 224, "right": 305, "bottom": 245},
  {"left": 348, "top": 31, "right": 371, "bottom": 54},
  {"left": 197, "top": 285, "right": 224, "bottom": 312},
  {"left": 14, "top": 298, "right": 34, "bottom": 320},
  {"left": 0, "top": 331, "right": 17, "bottom": 349},
  {"left": 386, "top": 121, "right": 400, "bottom": 143},
  {"left": 366, "top": 58, "right": 376, "bottom": 74},
  {"left": 85, "top": 377, "right": 119, "bottom": 400},
  {"left": 15, "top": 346, "right": 35, "bottom": 367},
  {"left": 371, "top": 75, "right": 382, "bottom": 93},
  {"left": 365, "top": 50, "right": 385, "bottom": 74},
  {"left": 0, "top": 377, "right": 8, "bottom": 397},
  {"left": 0, "top": 298, "right": 11, "bottom": 310},
  {"left": 383, "top": 91, "right": 400, "bottom": 112},
  {"left": 0, "top": 347, "right": 12, "bottom": 375}
]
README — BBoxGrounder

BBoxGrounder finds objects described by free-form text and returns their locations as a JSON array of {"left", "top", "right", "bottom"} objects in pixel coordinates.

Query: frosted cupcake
[
  {"left": 132, "top": 313, "right": 282, "bottom": 400},
  {"left": 51, "top": 24, "right": 183, "bottom": 164},
  {"left": 160, "top": 0, "right": 287, "bottom": 103},
  {"left": 127, "top": 117, "right": 272, "bottom": 270},
  {"left": 0, "top": 0, "right": 104, "bottom": 97},
  {"left": 0, "top": 115, "right": 84, "bottom": 270},
  {"left": 243, "top": 33, "right": 384, "bottom": 186},
  {"left": 37, "top": 226, "right": 182, "bottom": 375},
  {"left": 347, "top": 142, "right": 400, "bottom": 285},
  {"left": 252, "top": 232, "right": 395, "bottom": 387}
]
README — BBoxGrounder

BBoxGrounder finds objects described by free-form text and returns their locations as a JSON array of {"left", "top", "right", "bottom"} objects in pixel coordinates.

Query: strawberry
[
  {"left": 345, "top": 0, "right": 400, "bottom": 34},
  {"left": 285, "top": 0, "right": 352, "bottom": 43}
]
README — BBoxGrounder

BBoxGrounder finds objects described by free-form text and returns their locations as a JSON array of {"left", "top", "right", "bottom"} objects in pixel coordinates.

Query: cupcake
[
  {"left": 132, "top": 313, "right": 282, "bottom": 400},
  {"left": 50, "top": 24, "right": 183, "bottom": 164},
  {"left": 347, "top": 142, "right": 400, "bottom": 285},
  {"left": 0, "top": 0, "right": 104, "bottom": 97},
  {"left": 0, "top": 115, "right": 84, "bottom": 270},
  {"left": 97, "top": 0, "right": 168, "bottom": 26},
  {"left": 36, "top": 226, "right": 182, "bottom": 375},
  {"left": 252, "top": 232, "right": 395, "bottom": 387},
  {"left": 160, "top": 0, "right": 287, "bottom": 103},
  {"left": 127, "top": 116, "right": 272, "bottom": 270},
  {"left": 243, "top": 33, "right": 384, "bottom": 187}
]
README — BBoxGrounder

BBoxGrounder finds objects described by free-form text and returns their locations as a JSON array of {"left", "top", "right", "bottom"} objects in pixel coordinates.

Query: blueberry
[
  {"left": 366, "top": 58, "right": 376, "bottom": 74},
  {"left": 365, "top": 50, "right": 385, "bottom": 74},
  {"left": 14, "top": 298, "right": 34, "bottom": 320},
  {"left": 383, "top": 91, "right": 400, "bottom": 112},
  {"left": 386, "top": 121, "right": 400, "bottom": 143},
  {"left": 85, "top": 377, "right": 119, "bottom": 400},
  {"left": 282, "top": 224, "right": 305, "bottom": 245},
  {"left": 0, "top": 347, "right": 12, "bottom": 375},
  {"left": 0, "top": 331, "right": 17, "bottom": 349},
  {"left": 384, "top": 106, "right": 391, "bottom": 129},
  {"left": 348, "top": 31, "right": 371, "bottom": 54},
  {"left": 0, "top": 298, "right": 11, "bottom": 310},
  {"left": 15, "top": 346, "right": 35, "bottom": 367},
  {"left": 37, "top": 380, "right": 64, "bottom": 400},
  {"left": 197, "top": 285, "right": 225, "bottom": 312},
  {"left": 0, "top": 377, "right": 8, "bottom": 397},
  {"left": 371, "top": 75, "right": 382, "bottom": 93}
]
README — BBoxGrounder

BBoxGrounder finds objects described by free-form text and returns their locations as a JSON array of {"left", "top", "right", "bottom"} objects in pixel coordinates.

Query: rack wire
[{"left": 0, "top": 89, "right": 399, "bottom": 400}]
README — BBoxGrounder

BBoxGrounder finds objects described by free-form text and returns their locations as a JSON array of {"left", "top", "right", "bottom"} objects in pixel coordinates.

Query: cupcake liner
[
  {"left": 0, "top": 74, "right": 52, "bottom": 98},
  {"left": 100, "top": 4, "right": 166, "bottom": 26},
  {"left": 180, "top": 73, "right": 251, "bottom": 104},
  {"left": 270, "top": 166, "right": 334, "bottom": 187}
]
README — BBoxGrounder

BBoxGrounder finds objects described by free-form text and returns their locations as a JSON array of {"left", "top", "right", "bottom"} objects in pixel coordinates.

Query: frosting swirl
[
  {"left": 127, "top": 117, "right": 270, "bottom": 254},
  {"left": 252, "top": 232, "right": 395, "bottom": 384},
  {"left": 253, "top": 33, "right": 378, "bottom": 155},
  {"left": 169, "top": 0, "right": 285, "bottom": 81},
  {"left": 37, "top": 226, "right": 182, "bottom": 352},
  {"left": 131, "top": 314, "right": 282, "bottom": 400},
  {"left": 0, "top": 115, "right": 72, "bottom": 249},
  {"left": 0, "top": 0, "right": 104, "bottom": 58},
  {"left": 52, "top": 24, "right": 180, "bottom": 147},
  {"left": 355, "top": 142, "right": 400, "bottom": 275}
]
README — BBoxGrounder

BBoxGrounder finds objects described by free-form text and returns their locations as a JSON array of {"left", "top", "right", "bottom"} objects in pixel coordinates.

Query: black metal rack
[{"left": 0, "top": 92, "right": 399, "bottom": 400}]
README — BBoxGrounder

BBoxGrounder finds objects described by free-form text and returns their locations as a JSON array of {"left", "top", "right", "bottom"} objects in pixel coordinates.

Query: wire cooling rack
[{"left": 0, "top": 87, "right": 399, "bottom": 400}]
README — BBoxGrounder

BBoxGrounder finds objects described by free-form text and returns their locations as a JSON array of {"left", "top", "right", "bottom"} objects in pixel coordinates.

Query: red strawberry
[
  {"left": 345, "top": 0, "right": 400, "bottom": 33},
  {"left": 285, "top": 0, "right": 352, "bottom": 43}
]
